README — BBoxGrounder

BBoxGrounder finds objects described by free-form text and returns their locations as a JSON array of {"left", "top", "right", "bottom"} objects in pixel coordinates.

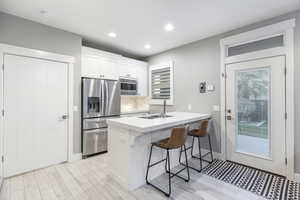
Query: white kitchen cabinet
[
  {"left": 81, "top": 46, "right": 148, "bottom": 96},
  {"left": 119, "top": 57, "right": 148, "bottom": 96},
  {"left": 81, "top": 46, "right": 121, "bottom": 80},
  {"left": 135, "top": 62, "right": 148, "bottom": 96},
  {"left": 82, "top": 57, "right": 119, "bottom": 80}
]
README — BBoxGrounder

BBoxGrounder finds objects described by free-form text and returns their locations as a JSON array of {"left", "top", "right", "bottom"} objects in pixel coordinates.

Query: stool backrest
[
  {"left": 166, "top": 126, "right": 188, "bottom": 149},
  {"left": 197, "top": 120, "right": 210, "bottom": 136}
]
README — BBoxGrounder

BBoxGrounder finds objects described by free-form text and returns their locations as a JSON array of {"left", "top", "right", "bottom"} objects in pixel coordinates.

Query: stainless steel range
[{"left": 81, "top": 77, "right": 120, "bottom": 157}]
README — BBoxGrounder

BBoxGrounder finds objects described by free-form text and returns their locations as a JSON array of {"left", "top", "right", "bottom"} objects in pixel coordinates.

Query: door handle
[
  {"left": 226, "top": 115, "right": 232, "bottom": 120},
  {"left": 62, "top": 114, "right": 69, "bottom": 120},
  {"left": 226, "top": 109, "right": 232, "bottom": 120}
]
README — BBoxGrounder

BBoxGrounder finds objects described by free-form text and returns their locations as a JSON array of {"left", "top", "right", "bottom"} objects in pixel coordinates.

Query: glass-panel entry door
[{"left": 225, "top": 56, "right": 286, "bottom": 176}]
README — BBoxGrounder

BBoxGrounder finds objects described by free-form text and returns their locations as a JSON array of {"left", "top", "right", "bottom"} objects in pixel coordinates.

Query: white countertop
[{"left": 107, "top": 112, "right": 211, "bottom": 133}]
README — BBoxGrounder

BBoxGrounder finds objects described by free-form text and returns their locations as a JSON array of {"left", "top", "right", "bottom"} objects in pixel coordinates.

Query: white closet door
[{"left": 3, "top": 54, "right": 69, "bottom": 177}]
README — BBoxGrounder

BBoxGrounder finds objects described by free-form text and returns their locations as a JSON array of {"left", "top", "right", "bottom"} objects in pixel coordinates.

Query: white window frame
[
  {"left": 149, "top": 61, "right": 174, "bottom": 105},
  {"left": 220, "top": 19, "right": 295, "bottom": 180},
  {"left": 0, "top": 43, "right": 77, "bottom": 172}
]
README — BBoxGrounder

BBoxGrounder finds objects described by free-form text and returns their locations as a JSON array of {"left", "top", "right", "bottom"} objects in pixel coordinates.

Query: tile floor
[{"left": 0, "top": 154, "right": 265, "bottom": 200}]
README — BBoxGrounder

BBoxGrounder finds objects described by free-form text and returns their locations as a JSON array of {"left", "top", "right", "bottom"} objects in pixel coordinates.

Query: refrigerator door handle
[
  {"left": 101, "top": 80, "right": 105, "bottom": 115},
  {"left": 105, "top": 81, "right": 109, "bottom": 116}
]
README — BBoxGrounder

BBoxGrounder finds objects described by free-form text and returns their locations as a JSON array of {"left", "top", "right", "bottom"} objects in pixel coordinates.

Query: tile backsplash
[
  {"left": 121, "top": 96, "right": 150, "bottom": 113},
  {"left": 148, "top": 104, "right": 176, "bottom": 114}
]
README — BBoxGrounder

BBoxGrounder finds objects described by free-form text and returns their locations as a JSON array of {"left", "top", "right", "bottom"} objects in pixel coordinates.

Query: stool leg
[
  {"left": 183, "top": 144, "right": 190, "bottom": 181},
  {"left": 145, "top": 144, "right": 154, "bottom": 184},
  {"left": 198, "top": 137, "right": 203, "bottom": 171},
  {"left": 191, "top": 136, "right": 195, "bottom": 158},
  {"left": 179, "top": 146, "right": 183, "bottom": 164},
  {"left": 208, "top": 135, "right": 214, "bottom": 163},
  {"left": 165, "top": 151, "right": 169, "bottom": 173},
  {"left": 167, "top": 149, "right": 171, "bottom": 197}
]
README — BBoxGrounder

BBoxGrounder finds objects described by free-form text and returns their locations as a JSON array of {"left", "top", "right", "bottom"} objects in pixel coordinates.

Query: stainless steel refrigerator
[{"left": 81, "top": 77, "right": 120, "bottom": 157}]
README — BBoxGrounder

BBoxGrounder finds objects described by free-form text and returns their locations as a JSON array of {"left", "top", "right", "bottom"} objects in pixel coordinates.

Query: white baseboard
[
  {"left": 69, "top": 153, "right": 82, "bottom": 162},
  {"left": 0, "top": 177, "right": 3, "bottom": 191},
  {"left": 199, "top": 148, "right": 222, "bottom": 160}
]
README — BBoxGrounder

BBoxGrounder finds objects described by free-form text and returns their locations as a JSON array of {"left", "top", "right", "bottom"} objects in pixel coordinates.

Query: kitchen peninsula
[{"left": 107, "top": 112, "right": 211, "bottom": 190}]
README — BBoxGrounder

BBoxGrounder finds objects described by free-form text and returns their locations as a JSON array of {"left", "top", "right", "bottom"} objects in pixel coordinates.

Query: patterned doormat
[{"left": 202, "top": 160, "right": 300, "bottom": 200}]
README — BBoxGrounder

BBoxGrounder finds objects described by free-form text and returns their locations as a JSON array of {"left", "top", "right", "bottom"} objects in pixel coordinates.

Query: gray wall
[
  {"left": 0, "top": 12, "right": 82, "bottom": 153},
  {"left": 147, "top": 10, "right": 300, "bottom": 172}
]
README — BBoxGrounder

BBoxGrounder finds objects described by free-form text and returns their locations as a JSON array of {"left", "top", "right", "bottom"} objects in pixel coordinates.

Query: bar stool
[
  {"left": 145, "top": 126, "right": 190, "bottom": 197},
  {"left": 179, "top": 119, "right": 213, "bottom": 172}
]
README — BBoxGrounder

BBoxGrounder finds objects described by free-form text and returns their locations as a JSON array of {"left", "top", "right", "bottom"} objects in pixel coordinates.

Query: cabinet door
[
  {"left": 118, "top": 58, "right": 148, "bottom": 96},
  {"left": 118, "top": 59, "right": 137, "bottom": 79},
  {"left": 98, "top": 58, "right": 118, "bottom": 80},
  {"left": 118, "top": 61, "right": 130, "bottom": 78},
  {"left": 82, "top": 46, "right": 121, "bottom": 80},
  {"left": 82, "top": 57, "right": 100, "bottom": 78},
  {"left": 82, "top": 57, "right": 119, "bottom": 80},
  {"left": 135, "top": 63, "right": 148, "bottom": 96}
]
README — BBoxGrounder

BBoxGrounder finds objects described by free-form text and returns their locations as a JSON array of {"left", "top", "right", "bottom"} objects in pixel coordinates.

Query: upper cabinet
[
  {"left": 119, "top": 57, "right": 148, "bottom": 96},
  {"left": 81, "top": 46, "right": 148, "bottom": 96},
  {"left": 81, "top": 46, "right": 121, "bottom": 80}
]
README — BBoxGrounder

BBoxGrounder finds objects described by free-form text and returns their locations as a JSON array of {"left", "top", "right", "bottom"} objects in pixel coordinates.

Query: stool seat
[
  {"left": 188, "top": 129, "right": 207, "bottom": 137},
  {"left": 153, "top": 138, "right": 170, "bottom": 149},
  {"left": 153, "top": 127, "right": 187, "bottom": 149}
]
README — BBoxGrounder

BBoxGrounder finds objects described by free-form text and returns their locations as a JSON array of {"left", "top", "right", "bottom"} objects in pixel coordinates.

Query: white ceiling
[{"left": 1, "top": 0, "right": 300, "bottom": 58}]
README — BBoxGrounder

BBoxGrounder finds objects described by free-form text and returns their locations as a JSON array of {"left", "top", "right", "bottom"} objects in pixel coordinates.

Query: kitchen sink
[{"left": 139, "top": 114, "right": 173, "bottom": 119}]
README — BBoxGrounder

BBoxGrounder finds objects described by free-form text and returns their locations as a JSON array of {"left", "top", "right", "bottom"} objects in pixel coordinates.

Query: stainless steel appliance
[
  {"left": 81, "top": 77, "right": 120, "bottom": 157},
  {"left": 120, "top": 77, "right": 138, "bottom": 95}
]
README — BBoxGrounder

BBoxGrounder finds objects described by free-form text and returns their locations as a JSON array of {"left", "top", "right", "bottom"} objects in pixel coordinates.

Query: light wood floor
[{"left": 0, "top": 154, "right": 265, "bottom": 200}]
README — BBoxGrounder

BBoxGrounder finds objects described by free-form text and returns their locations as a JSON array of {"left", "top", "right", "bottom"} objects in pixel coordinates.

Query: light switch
[
  {"left": 207, "top": 84, "right": 215, "bottom": 92},
  {"left": 199, "top": 82, "right": 215, "bottom": 93},
  {"left": 188, "top": 104, "right": 192, "bottom": 111}
]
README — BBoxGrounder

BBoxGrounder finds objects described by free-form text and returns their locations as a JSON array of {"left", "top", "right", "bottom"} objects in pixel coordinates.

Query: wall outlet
[
  {"left": 199, "top": 81, "right": 215, "bottom": 93},
  {"left": 199, "top": 82, "right": 206, "bottom": 93},
  {"left": 188, "top": 104, "right": 192, "bottom": 111},
  {"left": 207, "top": 84, "right": 215, "bottom": 92}
]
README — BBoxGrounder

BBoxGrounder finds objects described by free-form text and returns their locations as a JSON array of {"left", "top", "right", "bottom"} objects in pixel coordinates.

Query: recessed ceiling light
[
  {"left": 40, "top": 10, "right": 48, "bottom": 14},
  {"left": 144, "top": 44, "right": 151, "bottom": 49},
  {"left": 164, "top": 23, "right": 175, "bottom": 32},
  {"left": 108, "top": 32, "right": 117, "bottom": 38}
]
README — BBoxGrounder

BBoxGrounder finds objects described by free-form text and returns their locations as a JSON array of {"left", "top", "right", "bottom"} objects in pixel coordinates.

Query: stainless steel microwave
[{"left": 120, "top": 78, "right": 137, "bottom": 95}]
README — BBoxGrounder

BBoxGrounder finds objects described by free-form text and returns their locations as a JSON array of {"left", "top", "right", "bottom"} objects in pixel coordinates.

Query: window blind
[{"left": 151, "top": 67, "right": 171, "bottom": 99}]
